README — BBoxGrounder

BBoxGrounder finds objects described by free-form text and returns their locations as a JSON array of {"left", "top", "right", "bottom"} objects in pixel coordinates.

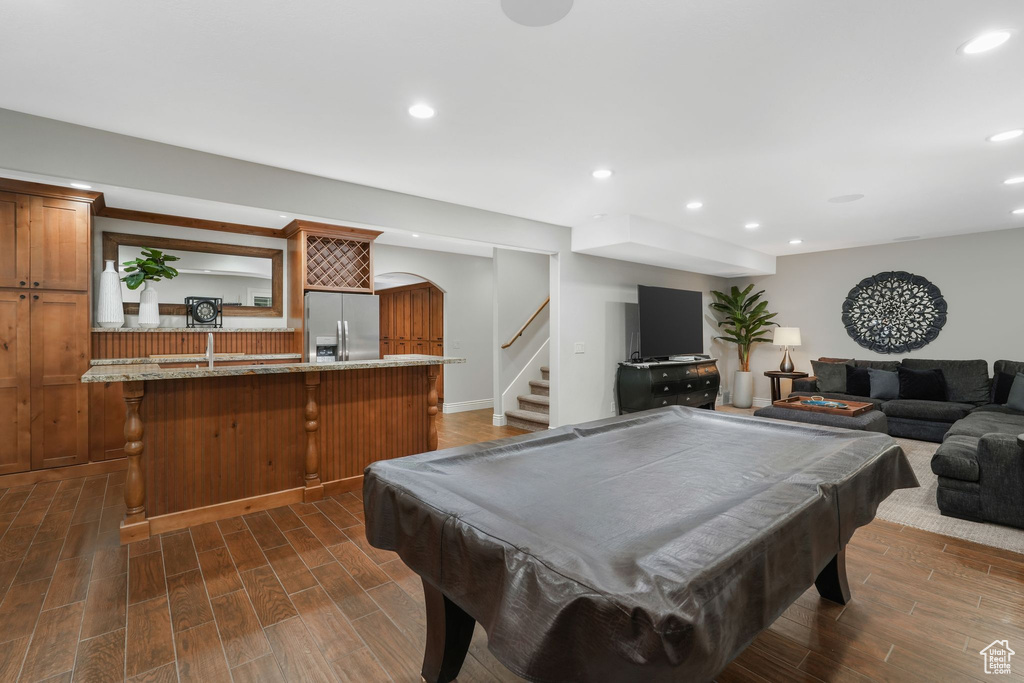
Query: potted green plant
[
  {"left": 709, "top": 284, "right": 778, "bottom": 408},
  {"left": 121, "top": 247, "right": 180, "bottom": 328}
]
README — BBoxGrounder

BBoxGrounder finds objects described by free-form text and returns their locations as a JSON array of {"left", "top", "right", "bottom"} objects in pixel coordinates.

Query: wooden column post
[
  {"left": 121, "top": 381, "right": 150, "bottom": 543},
  {"left": 427, "top": 366, "right": 440, "bottom": 451},
  {"left": 303, "top": 371, "right": 324, "bottom": 502}
]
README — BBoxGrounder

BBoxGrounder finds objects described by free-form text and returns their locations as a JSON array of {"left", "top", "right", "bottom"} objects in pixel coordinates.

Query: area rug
[{"left": 876, "top": 438, "right": 1024, "bottom": 553}]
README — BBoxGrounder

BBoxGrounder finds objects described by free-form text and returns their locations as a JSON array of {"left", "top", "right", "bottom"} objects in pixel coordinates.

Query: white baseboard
[
  {"left": 492, "top": 413, "right": 507, "bottom": 427},
  {"left": 442, "top": 399, "right": 493, "bottom": 414},
  {"left": 752, "top": 397, "right": 771, "bottom": 407}
]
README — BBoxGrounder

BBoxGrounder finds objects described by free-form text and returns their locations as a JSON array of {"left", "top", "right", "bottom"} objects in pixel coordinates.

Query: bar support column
[
  {"left": 427, "top": 366, "right": 440, "bottom": 451},
  {"left": 303, "top": 371, "right": 324, "bottom": 502},
  {"left": 120, "top": 381, "right": 150, "bottom": 543}
]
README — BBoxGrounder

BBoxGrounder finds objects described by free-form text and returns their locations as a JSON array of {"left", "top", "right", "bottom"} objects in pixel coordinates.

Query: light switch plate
[{"left": 574, "top": 342, "right": 585, "bottom": 354}]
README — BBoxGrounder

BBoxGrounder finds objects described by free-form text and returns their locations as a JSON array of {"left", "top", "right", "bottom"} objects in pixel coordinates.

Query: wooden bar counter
[{"left": 81, "top": 354, "right": 465, "bottom": 543}]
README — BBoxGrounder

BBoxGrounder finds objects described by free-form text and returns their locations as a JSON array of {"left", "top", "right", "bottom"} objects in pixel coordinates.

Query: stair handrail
[{"left": 501, "top": 297, "right": 550, "bottom": 349}]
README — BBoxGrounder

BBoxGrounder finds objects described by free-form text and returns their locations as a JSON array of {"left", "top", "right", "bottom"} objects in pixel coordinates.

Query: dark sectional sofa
[{"left": 792, "top": 358, "right": 1024, "bottom": 529}]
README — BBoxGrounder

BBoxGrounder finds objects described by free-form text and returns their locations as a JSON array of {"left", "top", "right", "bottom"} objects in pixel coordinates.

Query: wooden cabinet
[
  {"left": 380, "top": 339, "right": 392, "bottom": 357},
  {"left": 284, "top": 220, "right": 381, "bottom": 294},
  {"left": 393, "top": 291, "right": 411, "bottom": 339},
  {"left": 410, "top": 288, "right": 429, "bottom": 340},
  {"left": 30, "top": 292, "right": 90, "bottom": 469},
  {"left": 29, "top": 197, "right": 90, "bottom": 291},
  {"left": 0, "top": 193, "right": 89, "bottom": 292},
  {"left": 380, "top": 294, "right": 394, "bottom": 340},
  {"left": 429, "top": 288, "right": 443, "bottom": 341},
  {"left": 0, "top": 291, "right": 30, "bottom": 474},
  {"left": 0, "top": 192, "right": 29, "bottom": 289}
]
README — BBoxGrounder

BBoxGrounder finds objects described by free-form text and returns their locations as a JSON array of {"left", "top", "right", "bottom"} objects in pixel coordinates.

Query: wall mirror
[{"left": 102, "top": 232, "right": 283, "bottom": 317}]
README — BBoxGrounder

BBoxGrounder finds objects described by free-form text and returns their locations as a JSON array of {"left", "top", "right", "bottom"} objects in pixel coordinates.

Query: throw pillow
[
  {"left": 811, "top": 359, "right": 854, "bottom": 393},
  {"left": 845, "top": 365, "right": 872, "bottom": 397},
  {"left": 897, "top": 366, "right": 948, "bottom": 401},
  {"left": 1006, "top": 373, "right": 1024, "bottom": 412},
  {"left": 868, "top": 368, "right": 899, "bottom": 400},
  {"left": 992, "top": 371, "right": 1016, "bottom": 404}
]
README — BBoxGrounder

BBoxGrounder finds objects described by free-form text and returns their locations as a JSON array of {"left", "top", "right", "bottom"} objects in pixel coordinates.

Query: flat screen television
[{"left": 637, "top": 285, "right": 703, "bottom": 360}]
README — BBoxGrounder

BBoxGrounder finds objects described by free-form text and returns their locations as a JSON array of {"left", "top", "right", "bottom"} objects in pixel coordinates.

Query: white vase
[
  {"left": 138, "top": 281, "right": 160, "bottom": 328},
  {"left": 732, "top": 371, "right": 754, "bottom": 409},
  {"left": 96, "top": 260, "right": 124, "bottom": 329}
]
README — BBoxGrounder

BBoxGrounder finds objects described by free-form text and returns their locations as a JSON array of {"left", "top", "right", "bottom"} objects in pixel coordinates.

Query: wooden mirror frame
[{"left": 102, "top": 232, "right": 283, "bottom": 318}]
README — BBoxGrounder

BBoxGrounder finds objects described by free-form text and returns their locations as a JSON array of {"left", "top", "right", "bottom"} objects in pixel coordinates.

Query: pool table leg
[
  {"left": 421, "top": 579, "right": 476, "bottom": 683},
  {"left": 814, "top": 548, "right": 851, "bottom": 605}
]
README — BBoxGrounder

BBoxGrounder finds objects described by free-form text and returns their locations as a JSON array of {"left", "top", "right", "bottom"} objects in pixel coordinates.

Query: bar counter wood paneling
[
  {"left": 91, "top": 329, "right": 297, "bottom": 358},
  {"left": 83, "top": 359, "right": 457, "bottom": 543}
]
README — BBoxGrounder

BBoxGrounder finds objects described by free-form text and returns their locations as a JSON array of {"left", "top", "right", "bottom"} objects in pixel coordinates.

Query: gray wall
[
  {"left": 374, "top": 245, "right": 494, "bottom": 409},
  {"left": 731, "top": 227, "right": 1024, "bottom": 402},
  {"left": 493, "top": 249, "right": 549, "bottom": 416},
  {"left": 551, "top": 251, "right": 730, "bottom": 427}
]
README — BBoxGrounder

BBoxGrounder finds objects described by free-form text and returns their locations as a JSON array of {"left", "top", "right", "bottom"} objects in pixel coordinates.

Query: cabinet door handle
[
  {"left": 32, "top": 295, "right": 39, "bottom": 300},
  {"left": 33, "top": 282, "right": 39, "bottom": 287},
  {"left": 19, "top": 294, "right": 25, "bottom": 299},
  {"left": 662, "top": 372, "right": 669, "bottom": 378},
  {"left": 706, "top": 380, "right": 711, "bottom": 385},
  {"left": 663, "top": 386, "right": 669, "bottom": 392},
  {"left": 19, "top": 281, "right": 26, "bottom": 287}
]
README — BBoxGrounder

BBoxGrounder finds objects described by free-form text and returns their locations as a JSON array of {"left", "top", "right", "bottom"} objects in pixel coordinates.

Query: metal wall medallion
[{"left": 841, "top": 271, "right": 947, "bottom": 354}]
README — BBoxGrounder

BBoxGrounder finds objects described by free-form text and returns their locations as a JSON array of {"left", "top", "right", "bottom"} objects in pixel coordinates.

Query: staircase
[{"left": 506, "top": 366, "right": 550, "bottom": 432}]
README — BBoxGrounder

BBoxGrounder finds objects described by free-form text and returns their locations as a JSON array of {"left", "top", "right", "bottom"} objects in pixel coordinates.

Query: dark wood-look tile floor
[{"left": 0, "top": 410, "right": 1022, "bottom": 681}]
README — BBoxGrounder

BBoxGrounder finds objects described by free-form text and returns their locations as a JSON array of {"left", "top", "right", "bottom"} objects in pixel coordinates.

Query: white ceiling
[{"left": 2, "top": 1, "right": 1024, "bottom": 256}]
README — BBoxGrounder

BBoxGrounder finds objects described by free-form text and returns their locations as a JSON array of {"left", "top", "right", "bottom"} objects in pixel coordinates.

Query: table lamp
[{"left": 773, "top": 327, "right": 801, "bottom": 373}]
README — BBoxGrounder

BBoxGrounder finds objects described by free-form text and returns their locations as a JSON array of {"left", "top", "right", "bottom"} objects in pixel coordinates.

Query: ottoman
[{"left": 753, "top": 405, "right": 888, "bottom": 433}]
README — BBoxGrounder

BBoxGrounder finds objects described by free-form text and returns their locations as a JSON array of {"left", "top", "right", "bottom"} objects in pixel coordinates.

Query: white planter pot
[
  {"left": 732, "top": 371, "right": 754, "bottom": 409},
  {"left": 138, "top": 281, "right": 160, "bottom": 328},
  {"left": 96, "top": 260, "right": 125, "bottom": 329}
]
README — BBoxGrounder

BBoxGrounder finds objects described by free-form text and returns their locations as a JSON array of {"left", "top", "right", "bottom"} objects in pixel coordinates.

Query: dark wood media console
[{"left": 616, "top": 358, "right": 720, "bottom": 413}]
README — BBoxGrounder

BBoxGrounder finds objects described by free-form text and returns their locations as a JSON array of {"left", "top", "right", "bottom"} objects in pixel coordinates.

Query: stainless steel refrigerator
[{"left": 304, "top": 292, "right": 380, "bottom": 362}]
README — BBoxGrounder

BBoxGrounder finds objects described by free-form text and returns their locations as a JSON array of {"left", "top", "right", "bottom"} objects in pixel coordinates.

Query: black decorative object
[
  {"left": 185, "top": 296, "right": 223, "bottom": 328},
  {"left": 841, "top": 271, "right": 946, "bottom": 354}
]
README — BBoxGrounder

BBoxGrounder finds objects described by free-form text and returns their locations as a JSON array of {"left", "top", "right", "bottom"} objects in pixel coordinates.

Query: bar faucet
[{"left": 206, "top": 332, "right": 214, "bottom": 369}]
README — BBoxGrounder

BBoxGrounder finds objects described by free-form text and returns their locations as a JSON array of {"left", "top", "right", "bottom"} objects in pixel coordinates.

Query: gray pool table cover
[{"left": 363, "top": 407, "right": 918, "bottom": 683}]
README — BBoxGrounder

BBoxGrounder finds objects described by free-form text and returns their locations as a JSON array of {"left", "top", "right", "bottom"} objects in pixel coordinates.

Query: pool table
[{"left": 364, "top": 407, "right": 918, "bottom": 683}]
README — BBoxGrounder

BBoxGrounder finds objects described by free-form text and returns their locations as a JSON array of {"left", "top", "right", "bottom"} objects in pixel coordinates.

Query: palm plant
[{"left": 709, "top": 284, "right": 778, "bottom": 372}]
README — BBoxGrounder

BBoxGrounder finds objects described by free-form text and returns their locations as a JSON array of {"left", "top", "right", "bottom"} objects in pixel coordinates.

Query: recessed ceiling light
[
  {"left": 958, "top": 30, "right": 1013, "bottom": 55},
  {"left": 789, "top": 239, "right": 803, "bottom": 245},
  {"left": 411, "top": 234, "right": 420, "bottom": 237},
  {"left": 69, "top": 182, "right": 92, "bottom": 189},
  {"left": 988, "top": 129, "right": 1023, "bottom": 142},
  {"left": 744, "top": 222, "right": 760, "bottom": 229},
  {"left": 1004, "top": 177, "right": 1024, "bottom": 185},
  {"left": 279, "top": 214, "right": 288, "bottom": 218},
  {"left": 501, "top": 0, "right": 574, "bottom": 27},
  {"left": 893, "top": 236, "right": 921, "bottom": 242},
  {"left": 827, "top": 194, "right": 865, "bottom": 203},
  {"left": 591, "top": 213, "right": 606, "bottom": 219},
  {"left": 686, "top": 201, "right": 703, "bottom": 210},
  {"left": 1012, "top": 208, "right": 1024, "bottom": 215},
  {"left": 592, "top": 169, "right": 613, "bottom": 179},
  {"left": 408, "top": 104, "right": 435, "bottom": 119}
]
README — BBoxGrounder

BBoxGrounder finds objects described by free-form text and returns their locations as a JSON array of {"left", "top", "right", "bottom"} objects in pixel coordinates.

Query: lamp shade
[{"left": 773, "top": 327, "right": 801, "bottom": 346}]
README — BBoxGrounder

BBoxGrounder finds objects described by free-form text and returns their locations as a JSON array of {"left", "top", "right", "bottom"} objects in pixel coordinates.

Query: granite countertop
[
  {"left": 90, "top": 354, "right": 302, "bottom": 366},
  {"left": 91, "top": 327, "right": 295, "bottom": 333},
  {"left": 81, "top": 355, "right": 466, "bottom": 383}
]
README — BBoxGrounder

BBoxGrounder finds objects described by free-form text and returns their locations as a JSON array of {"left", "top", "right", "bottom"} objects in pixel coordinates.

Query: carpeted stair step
[
  {"left": 517, "top": 393, "right": 549, "bottom": 414},
  {"left": 506, "top": 409, "right": 549, "bottom": 432},
  {"left": 529, "top": 379, "right": 549, "bottom": 396},
  {"left": 541, "top": 365, "right": 549, "bottom": 381}
]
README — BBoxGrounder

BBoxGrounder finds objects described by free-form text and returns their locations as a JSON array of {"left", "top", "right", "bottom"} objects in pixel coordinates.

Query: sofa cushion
[
  {"left": 944, "top": 410, "right": 1024, "bottom": 439},
  {"left": 881, "top": 399, "right": 975, "bottom": 423},
  {"left": 971, "top": 404, "right": 1024, "bottom": 416},
  {"left": 1007, "top": 373, "right": 1024, "bottom": 412},
  {"left": 931, "top": 435, "right": 981, "bottom": 482},
  {"left": 897, "top": 367, "right": 948, "bottom": 402},
  {"left": 846, "top": 365, "right": 872, "bottom": 397},
  {"left": 810, "top": 359, "right": 853, "bottom": 393},
  {"left": 789, "top": 391, "right": 885, "bottom": 407},
  {"left": 868, "top": 368, "right": 899, "bottom": 400},
  {"left": 900, "top": 358, "right": 991, "bottom": 405},
  {"left": 992, "top": 372, "right": 1016, "bottom": 405},
  {"left": 854, "top": 359, "right": 902, "bottom": 372},
  {"left": 993, "top": 359, "right": 1024, "bottom": 379}
]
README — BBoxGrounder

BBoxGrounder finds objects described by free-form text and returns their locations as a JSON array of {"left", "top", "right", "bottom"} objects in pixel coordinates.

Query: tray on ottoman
[{"left": 772, "top": 395, "right": 874, "bottom": 417}]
